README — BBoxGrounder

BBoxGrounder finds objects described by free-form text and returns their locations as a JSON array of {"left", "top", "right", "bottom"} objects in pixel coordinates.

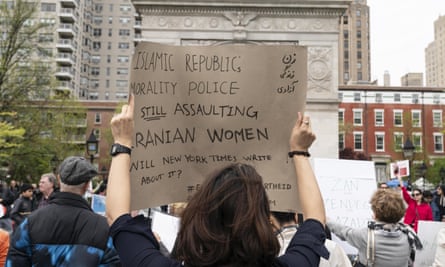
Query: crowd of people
[{"left": 0, "top": 94, "right": 443, "bottom": 266}]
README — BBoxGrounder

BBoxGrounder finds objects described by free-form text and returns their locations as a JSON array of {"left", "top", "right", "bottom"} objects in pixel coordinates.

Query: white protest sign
[
  {"left": 390, "top": 160, "right": 410, "bottom": 178},
  {"left": 415, "top": 221, "right": 445, "bottom": 267},
  {"left": 151, "top": 210, "right": 181, "bottom": 253},
  {"left": 313, "top": 158, "right": 376, "bottom": 255},
  {"left": 91, "top": 194, "right": 106, "bottom": 216},
  {"left": 129, "top": 42, "right": 308, "bottom": 211}
]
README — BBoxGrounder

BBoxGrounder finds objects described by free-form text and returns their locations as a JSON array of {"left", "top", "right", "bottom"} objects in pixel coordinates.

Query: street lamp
[
  {"left": 86, "top": 130, "right": 98, "bottom": 164},
  {"left": 440, "top": 167, "right": 445, "bottom": 185},
  {"left": 402, "top": 138, "right": 415, "bottom": 185}
]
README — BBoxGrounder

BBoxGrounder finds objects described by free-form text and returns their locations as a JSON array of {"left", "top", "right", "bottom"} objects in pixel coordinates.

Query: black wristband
[{"left": 288, "top": 150, "right": 310, "bottom": 158}]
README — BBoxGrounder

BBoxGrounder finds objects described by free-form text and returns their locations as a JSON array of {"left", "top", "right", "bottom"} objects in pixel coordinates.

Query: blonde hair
[{"left": 370, "top": 189, "right": 405, "bottom": 223}]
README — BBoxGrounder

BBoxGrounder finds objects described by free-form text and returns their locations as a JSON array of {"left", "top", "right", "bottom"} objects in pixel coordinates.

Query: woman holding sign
[
  {"left": 397, "top": 174, "right": 433, "bottom": 232},
  {"left": 106, "top": 94, "right": 329, "bottom": 266}
]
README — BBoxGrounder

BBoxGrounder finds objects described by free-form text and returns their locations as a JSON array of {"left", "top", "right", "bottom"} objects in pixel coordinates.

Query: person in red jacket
[{"left": 397, "top": 174, "right": 433, "bottom": 232}]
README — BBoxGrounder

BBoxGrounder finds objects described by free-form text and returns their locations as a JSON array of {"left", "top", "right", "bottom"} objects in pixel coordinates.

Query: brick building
[{"left": 339, "top": 85, "right": 445, "bottom": 183}]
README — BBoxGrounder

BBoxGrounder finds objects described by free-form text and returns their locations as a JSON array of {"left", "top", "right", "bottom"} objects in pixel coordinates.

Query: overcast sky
[{"left": 369, "top": 0, "right": 445, "bottom": 86}]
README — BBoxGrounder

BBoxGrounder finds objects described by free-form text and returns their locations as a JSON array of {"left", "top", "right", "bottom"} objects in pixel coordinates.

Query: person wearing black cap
[
  {"left": 6, "top": 156, "right": 121, "bottom": 266},
  {"left": 9, "top": 184, "right": 34, "bottom": 230}
]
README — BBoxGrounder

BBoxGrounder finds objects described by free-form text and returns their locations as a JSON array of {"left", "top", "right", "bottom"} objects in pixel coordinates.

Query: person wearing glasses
[{"left": 397, "top": 175, "right": 432, "bottom": 232}]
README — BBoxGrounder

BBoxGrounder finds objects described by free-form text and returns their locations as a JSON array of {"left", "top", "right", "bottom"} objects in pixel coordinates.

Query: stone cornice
[
  {"left": 131, "top": 0, "right": 351, "bottom": 9},
  {"left": 134, "top": 5, "right": 347, "bottom": 17}
]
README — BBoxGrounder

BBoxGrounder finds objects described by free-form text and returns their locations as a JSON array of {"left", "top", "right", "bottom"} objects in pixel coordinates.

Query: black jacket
[{"left": 7, "top": 191, "right": 121, "bottom": 266}]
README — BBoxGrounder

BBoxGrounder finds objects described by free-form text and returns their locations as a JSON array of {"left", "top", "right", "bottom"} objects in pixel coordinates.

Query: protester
[
  {"left": 9, "top": 184, "right": 35, "bottom": 230},
  {"left": 0, "top": 229, "right": 9, "bottom": 266},
  {"left": 7, "top": 156, "right": 121, "bottom": 266},
  {"left": 433, "top": 185, "right": 445, "bottom": 221},
  {"left": 0, "top": 181, "right": 15, "bottom": 233},
  {"left": 8, "top": 180, "right": 20, "bottom": 201},
  {"left": 397, "top": 175, "right": 433, "bottom": 232},
  {"left": 271, "top": 211, "right": 351, "bottom": 267},
  {"left": 106, "top": 95, "right": 329, "bottom": 266},
  {"left": 432, "top": 227, "right": 445, "bottom": 267},
  {"left": 327, "top": 189, "right": 417, "bottom": 267},
  {"left": 34, "top": 173, "right": 57, "bottom": 208}
]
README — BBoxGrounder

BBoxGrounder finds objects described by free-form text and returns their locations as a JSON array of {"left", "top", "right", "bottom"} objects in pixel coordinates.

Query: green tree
[{"left": 0, "top": 0, "right": 82, "bottom": 182}]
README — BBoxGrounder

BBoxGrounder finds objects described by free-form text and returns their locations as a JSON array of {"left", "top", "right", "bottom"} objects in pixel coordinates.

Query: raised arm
[
  {"left": 106, "top": 94, "right": 134, "bottom": 225},
  {"left": 289, "top": 112, "right": 325, "bottom": 225}
]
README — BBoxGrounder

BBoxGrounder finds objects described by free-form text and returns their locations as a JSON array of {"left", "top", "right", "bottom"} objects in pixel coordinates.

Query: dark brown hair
[{"left": 172, "top": 163, "right": 279, "bottom": 267}]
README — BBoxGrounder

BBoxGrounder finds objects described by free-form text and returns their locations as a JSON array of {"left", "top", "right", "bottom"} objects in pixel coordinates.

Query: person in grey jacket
[{"left": 327, "top": 189, "right": 412, "bottom": 267}]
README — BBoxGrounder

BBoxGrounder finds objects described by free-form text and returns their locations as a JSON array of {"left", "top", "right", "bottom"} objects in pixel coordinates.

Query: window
[
  {"left": 356, "top": 20, "right": 361, "bottom": 27},
  {"left": 107, "top": 55, "right": 112, "bottom": 63},
  {"left": 357, "top": 72, "right": 362, "bottom": 80},
  {"left": 120, "top": 17, "right": 131, "bottom": 24},
  {"left": 353, "top": 92, "right": 361, "bottom": 102},
  {"left": 41, "top": 3, "right": 56, "bottom": 12},
  {"left": 91, "top": 55, "right": 101, "bottom": 64},
  {"left": 394, "top": 132, "right": 403, "bottom": 151},
  {"left": 433, "top": 110, "right": 442, "bottom": 127},
  {"left": 354, "top": 132, "right": 363, "bottom": 151},
  {"left": 339, "top": 132, "right": 345, "bottom": 150},
  {"left": 357, "top": 41, "right": 362, "bottom": 49},
  {"left": 412, "top": 94, "right": 419, "bottom": 104},
  {"left": 116, "top": 80, "right": 128, "bottom": 87},
  {"left": 119, "top": 29, "right": 131, "bottom": 36},
  {"left": 95, "top": 113, "right": 101, "bottom": 124},
  {"left": 338, "top": 109, "right": 345, "bottom": 124},
  {"left": 344, "top": 40, "right": 349, "bottom": 49},
  {"left": 120, "top": 4, "right": 132, "bottom": 12},
  {"left": 375, "top": 93, "right": 382, "bottom": 103},
  {"left": 343, "top": 30, "right": 349, "bottom": 39},
  {"left": 117, "top": 56, "right": 129, "bottom": 63},
  {"left": 394, "top": 93, "right": 401, "bottom": 102},
  {"left": 91, "top": 67, "right": 100, "bottom": 76},
  {"left": 344, "top": 51, "right": 349, "bottom": 59},
  {"left": 93, "top": 16, "right": 103, "bottom": 24},
  {"left": 357, "top": 30, "right": 361, "bottom": 38},
  {"left": 357, "top": 62, "right": 362, "bottom": 70},
  {"left": 343, "top": 16, "right": 348, "bottom": 25},
  {"left": 38, "top": 33, "right": 53, "bottom": 42},
  {"left": 118, "top": 42, "right": 130, "bottom": 49},
  {"left": 353, "top": 109, "right": 363, "bottom": 126},
  {"left": 394, "top": 110, "right": 403, "bottom": 127},
  {"left": 357, "top": 51, "right": 362, "bottom": 59},
  {"left": 434, "top": 133, "right": 444, "bottom": 152},
  {"left": 412, "top": 133, "right": 422, "bottom": 152},
  {"left": 411, "top": 110, "right": 421, "bottom": 127},
  {"left": 117, "top": 68, "right": 128, "bottom": 75},
  {"left": 108, "top": 29, "right": 112, "bottom": 37},
  {"left": 108, "top": 17, "right": 113, "bottom": 24},
  {"left": 375, "top": 133, "right": 385, "bottom": 152},
  {"left": 93, "top": 41, "right": 101, "bottom": 50},
  {"left": 344, "top": 72, "right": 349, "bottom": 81},
  {"left": 375, "top": 109, "right": 384, "bottom": 126},
  {"left": 95, "top": 4, "right": 103, "bottom": 13},
  {"left": 93, "top": 28, "right": 102, "bottom": 37},
  {"left": 338, "top": 92, "right": 343, "bottom": 101},
  {"left": 94, "top": 129, "right": 101, "bottom": 140}
]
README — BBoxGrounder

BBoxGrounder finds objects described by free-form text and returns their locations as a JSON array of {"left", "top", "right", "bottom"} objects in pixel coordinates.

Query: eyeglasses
[{"left": 412, "top": 193, "right": 421, "bottom": 196}]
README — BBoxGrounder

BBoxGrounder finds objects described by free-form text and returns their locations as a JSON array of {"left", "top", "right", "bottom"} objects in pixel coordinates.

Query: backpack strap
[{"left": 366, "top": 221, "right": 376, "bottom": 267}]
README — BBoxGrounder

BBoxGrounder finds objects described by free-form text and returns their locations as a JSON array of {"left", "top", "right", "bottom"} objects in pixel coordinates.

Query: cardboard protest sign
[
  {"left": 129, "top": 42, "right": 307, "bottom": 211},
  {"left": 313, "top": 158, "right": 376, "bottom": 255}
]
